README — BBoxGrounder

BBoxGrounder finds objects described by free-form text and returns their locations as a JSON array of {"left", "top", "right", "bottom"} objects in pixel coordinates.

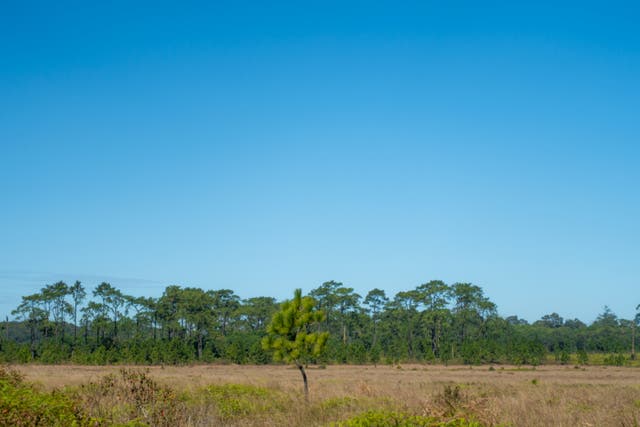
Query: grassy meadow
[{"left": 2, "top": 363, "right": 640, "bottom": 426}]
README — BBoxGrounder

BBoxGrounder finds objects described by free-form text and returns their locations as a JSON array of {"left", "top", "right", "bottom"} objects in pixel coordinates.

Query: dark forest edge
[{"left": 1, "top": 280, "right": 638, "bottom": 366}]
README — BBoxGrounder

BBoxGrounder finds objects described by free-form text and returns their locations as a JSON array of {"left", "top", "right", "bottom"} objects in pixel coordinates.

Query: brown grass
[{"left": 10, "top": 363, "right": 640, "bottom": 426}]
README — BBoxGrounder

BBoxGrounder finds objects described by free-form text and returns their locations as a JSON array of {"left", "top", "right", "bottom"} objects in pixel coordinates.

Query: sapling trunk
[{"left": 296, "top": 362, "right": 309, "bottom": 401}]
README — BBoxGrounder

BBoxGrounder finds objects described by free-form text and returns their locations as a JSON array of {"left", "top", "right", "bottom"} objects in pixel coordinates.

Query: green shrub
[
  {"left": 603, "top": 353, "right": 626, "bottom": 366},
  {"left": 577, "top": 350, "right": 589, "bottom": 365},
  {"left": 0, "top": 366, "right": 95, "bottom": 426}
]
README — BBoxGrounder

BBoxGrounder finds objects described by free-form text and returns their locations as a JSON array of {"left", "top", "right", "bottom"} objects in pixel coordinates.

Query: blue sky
[{"left": 1, "top": 1, "right": 638, "bottom": 322}]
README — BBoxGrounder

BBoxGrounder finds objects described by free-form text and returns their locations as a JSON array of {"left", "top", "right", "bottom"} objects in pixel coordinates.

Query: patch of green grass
[
  {"left": 203, "top": 383, "right": 288, "bottom": 419},
  {"left": 320, "top": 396, "right": 360, "bottom": 411},
  {"left": 329, "top": 410, "right": 483, "bottom": 427}
]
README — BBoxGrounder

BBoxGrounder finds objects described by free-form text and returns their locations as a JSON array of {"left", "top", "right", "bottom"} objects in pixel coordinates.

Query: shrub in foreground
[
  {"left": 0, "top": 365, "right": 95, "bottom": 427},
  {"left": 75, "top": 368, "right": 183, "bottom": 426}
]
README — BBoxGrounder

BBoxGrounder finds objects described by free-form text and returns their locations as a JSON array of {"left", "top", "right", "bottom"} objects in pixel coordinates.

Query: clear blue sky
[{"left": 1, "top": 1, "right": 638, "bottom": 323}]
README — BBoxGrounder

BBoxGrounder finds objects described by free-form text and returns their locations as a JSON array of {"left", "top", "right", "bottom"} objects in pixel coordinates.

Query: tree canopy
[{"left": 1, "top": 280, "right": 637, "bottom": 368}]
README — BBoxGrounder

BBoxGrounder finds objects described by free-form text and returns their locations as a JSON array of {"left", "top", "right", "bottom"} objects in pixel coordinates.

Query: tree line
[{"left": 1, "top": 279, "right": 638, "bottom": 365}]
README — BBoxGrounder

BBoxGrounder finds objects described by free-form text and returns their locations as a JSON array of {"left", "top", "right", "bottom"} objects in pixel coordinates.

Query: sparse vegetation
[
  {"left": 3, "top": 282, "right": 640, "bottom": 425},
  {"left": 2, "top": 364, "right": 640, "bottom": 426}
]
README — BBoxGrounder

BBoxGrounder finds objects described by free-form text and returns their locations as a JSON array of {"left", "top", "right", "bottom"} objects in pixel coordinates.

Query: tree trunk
[
  {"left": 372, "top": 320, "right": 378, "bottom": 348},
  {"left": 29, "top": 321, "right": 36, "bottom": 360},
  {"left": 435, "top": 317, "right": 442, "bottom": 357},
  {"left": 73, "top": 306, "right": 78, "bottom": 342},
  {"left": 408, "top": 325, "right": 414, "bottom": 359},
  {"left": 153, "top": 314, "right": 157, "bottom": 341},
  {"left": 296, "top": 363, "right": 309, "bottom": 402},
  {"left": 632, "top": 322, "right": 636, "bottom": 360}
]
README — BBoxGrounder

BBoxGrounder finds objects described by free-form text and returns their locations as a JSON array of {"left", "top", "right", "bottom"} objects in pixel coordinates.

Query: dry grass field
[{"left": 8, "top": 363, "right": 640, "bottom": 426}]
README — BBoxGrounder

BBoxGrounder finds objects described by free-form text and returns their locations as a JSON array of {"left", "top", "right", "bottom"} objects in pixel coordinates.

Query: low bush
[
  {"left": 74, "top": 368, "right": 184, "bottom": 426},
  {"left": 603, "top": 353, "right": 626, "bottom": 366},
  {"left": 0, "top": 365, "right": 95, "bottom": 427}
]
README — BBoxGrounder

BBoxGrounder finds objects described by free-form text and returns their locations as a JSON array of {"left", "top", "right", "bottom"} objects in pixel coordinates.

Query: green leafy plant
[
  {"left": 603, "top": 353, "right": 626, "bottom": 366},
  {"left": 0, "top": 366, "right": 95, "bottom": 427},
  {"left": 577, "top": 349, "right": 589, "bottom": 365}
]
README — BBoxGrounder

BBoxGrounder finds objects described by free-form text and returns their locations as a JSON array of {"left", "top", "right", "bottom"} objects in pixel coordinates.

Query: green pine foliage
[
  {"left": 1, "top": 280, "right": 638, "bottom": 366},
  {"left": 262, "top": 289, "right": 329, "bottom": 365},
  {"left": 262, "top": 288, "right": 329, "bottom": 399}
]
